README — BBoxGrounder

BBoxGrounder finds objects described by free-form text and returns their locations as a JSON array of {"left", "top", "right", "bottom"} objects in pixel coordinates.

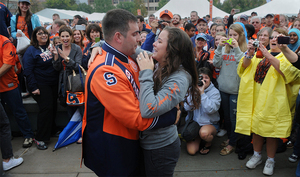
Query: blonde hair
[{"left": 225, "top": 24, "right": 247, "bottom": 53}]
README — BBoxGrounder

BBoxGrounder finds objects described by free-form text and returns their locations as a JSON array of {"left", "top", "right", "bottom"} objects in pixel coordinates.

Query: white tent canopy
[
  {"left": 237, "top": 0, "right": 299, "bottom": 17},
  {"left": 86, "top": 13, "right": 106, "bottom": 21},
  {"left": 153, "top": 0, "right": 228, "bottom": 19},
  {"left": 36, "top": 8, "right": 90, "bottom": 20},
  {"left": 37, "top": 15, "right": 53, "bottom": 23}
]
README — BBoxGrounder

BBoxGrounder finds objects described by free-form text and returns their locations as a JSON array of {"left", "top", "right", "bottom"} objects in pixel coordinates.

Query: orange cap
[{"left": 159, "top": 10, "right": 173, "bottom": 19}]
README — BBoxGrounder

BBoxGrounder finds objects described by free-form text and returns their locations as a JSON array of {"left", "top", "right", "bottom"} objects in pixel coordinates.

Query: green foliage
[
  {"left": 116, "top": 1, "right": 135, "bottom": 14},
  {"left": 212, "top": 0, "right": 266, "bottom": 14},
  {"left": 133, "top": 0, "right": 147, "bottom": 16},
  {"left": 45, "top": 0, "right": 74, "bottom": 10},
  {"left": 158, "top": 0, "right": 168, "bottom": 10},
  {"left": 77, "top": 3, "right": 94, "bottom": 13},
  {"left": 94, "top": 0, "right": 115, "bottom": 13}
]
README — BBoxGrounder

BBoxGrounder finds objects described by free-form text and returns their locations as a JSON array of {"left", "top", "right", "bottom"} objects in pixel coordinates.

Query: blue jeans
[
  {"left": 220, "top": 91, "right": 238, "bottom": 146},
  {"left": 0, "top": 86, "right": 34, "bottom": 138},
  {"left": 0, "top": 103, "right": 13, "bottom": 159},
  {"left": 297, "top": 161, "right": 300, "bottom": 177}
]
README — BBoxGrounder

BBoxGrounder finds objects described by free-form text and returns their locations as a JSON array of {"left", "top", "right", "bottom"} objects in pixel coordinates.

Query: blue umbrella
[{"left": 53, "top": 109, "right": 82, "bottom": 151}]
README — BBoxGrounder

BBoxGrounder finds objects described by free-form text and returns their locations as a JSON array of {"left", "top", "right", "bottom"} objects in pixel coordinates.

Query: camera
[
  {"left": 198, "top": 75, "right": 204, "bottom": 87},
  {"left": 253, "top": 40, "right": 260, "bottom": 48},
  {"left": 158, "top": 20, "right": 166, "bottom": 29}
]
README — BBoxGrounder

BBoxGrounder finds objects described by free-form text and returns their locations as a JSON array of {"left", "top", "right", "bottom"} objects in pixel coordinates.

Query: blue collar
[{"left": 102, "top": 42, "right": 129, "bottom": 63}]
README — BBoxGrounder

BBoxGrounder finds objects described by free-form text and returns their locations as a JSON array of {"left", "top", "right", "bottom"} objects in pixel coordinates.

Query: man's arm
[{"left": 0, "top": 64, "right": 12, "bottom": 77}]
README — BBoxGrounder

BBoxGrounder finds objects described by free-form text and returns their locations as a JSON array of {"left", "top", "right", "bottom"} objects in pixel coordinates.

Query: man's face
[
  {"left": 205, "top": 16, "right": 210, "bottom": 22},
  {"left": 149, "top": 16, "right": 155, "bottom": 24},
  {"left": 223, "top": 17, "right": 228, "bottom": 24},
  {"left": 280, "top": 15, "right": 287, "bottom": 27},
  {"left": 215, "top": 19, "right": 222, "bottom": 24},
  {"left": 197, "top": 21, "right": 207, "bottom": 33},
  {"left": 266, "top": 16, "right": 274, "bottom": 26},
  {"left": 53, "top": 15, "right": 59, "bottom": 22},
  {"left": 52, "top": 23, "right": 59, "bottom": 33},
  {"left": 251, "top": 18, "right": 261, "bottom": 31},
  {"left": 240, "top": 18, "right": 248, "bottom": 25},
  {"left": 190, "top": 12, "right": 198, "bottom": 23},
  {"left": 137, "top": 19, "right": 143, "bottom": 31},
  {"left": 185, "top": 27, "right": 195, "bottom": 38},
  {"left": 172, "top": 15, "right": 180, "bottom": 25},
  {"left": 121, "top": 22, "right": 141, "bottom": 56}
]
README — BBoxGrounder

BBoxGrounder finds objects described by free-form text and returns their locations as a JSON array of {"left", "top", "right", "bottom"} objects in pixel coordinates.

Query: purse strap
[{"left": 181, "top": 111, "right": 194, "bottom": 134}]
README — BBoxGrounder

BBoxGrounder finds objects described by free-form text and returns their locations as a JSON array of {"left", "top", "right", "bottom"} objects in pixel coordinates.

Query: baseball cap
[
  {"left": 160, "top": 10, "right": 173, "bottom": 19},
  {"left": 251, "top": 12, "right": 258, "bottom": 16},
  {"left": 18, "top": 0, "right": 30, "bottom": 4},
  {"left": 265, "top": 14, "right": 274, "bottom": 18},
  {"left": 240, "top": 15, "right": 248, "bottom": 21},
  {"left": 196, "top": 33, "right": 207, "bottom": 41},
  {"left": 197, "top": 18, "right": 208, "bottom": 24}
]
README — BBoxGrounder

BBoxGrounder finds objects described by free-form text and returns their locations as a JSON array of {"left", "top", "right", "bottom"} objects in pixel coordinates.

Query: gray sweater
[
  {"left": 213, "top": 45, "right": 243, "bottom": 94},
  {"left": 139, "top": 67, "right": 191, "bottom": 150}
]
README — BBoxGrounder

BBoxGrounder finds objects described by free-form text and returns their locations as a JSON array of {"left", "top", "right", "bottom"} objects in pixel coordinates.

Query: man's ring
[{"left": 139, "top": 57, "right": 142, "bottom": 60}]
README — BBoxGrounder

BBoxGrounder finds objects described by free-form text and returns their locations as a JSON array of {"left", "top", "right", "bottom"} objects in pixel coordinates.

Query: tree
[
  {"left": 77, "top": 3, "right": 94, "bottom": 13},
  {"left": 45, "top": 0, "right": 76, "bottom": 10},
  {"left": 212, "top": 0, "right": 266, "bottom": 14},
  {"left": 94, "top": 0, "right": 115, "bottom": 13},
  {"left": 133, "top": 0, "right": 147, "bottom": 16},
  {"left": 30, "top": 0, "right": 45, "bottom": 13},
  {"left": 158, "top": 0, "right": 168, "bottom": 10},
  {"left": 116, "top": 1, "right": 135, "bottom": 14}
]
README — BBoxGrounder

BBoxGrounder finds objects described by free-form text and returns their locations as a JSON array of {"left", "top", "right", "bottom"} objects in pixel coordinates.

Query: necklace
[{"left": 39, "top": 46, "right": 50, "bottom": 55}]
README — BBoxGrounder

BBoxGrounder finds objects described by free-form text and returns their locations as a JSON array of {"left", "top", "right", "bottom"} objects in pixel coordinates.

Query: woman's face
[
  {"left": 60, "top": 31, "right": 71, "bottom": 47},
  {"left": 90, "top": 29, "right": 100, "bottom": 42},
  {"left": 152, "top": 30, "right": 168, "bottom": 65},
  {"left": 201, "top": 73, "right": 211, "bottom": 89},
  {"left": 195, "top": 38, "right": 206, "bottom": 48},
  {"left": 294, "top": 21, "right": 300, "bottom": 31},
  {"left": 210, "top": 25, "right": 216, "bottom": 37},
  {"left": 73, "top": 30, "right": 82, "bottom": 43},
  {"left": 228, "top": 29, "right": 239, "bottom": 41},
  {"left": 289, "top": 32, "right": 298, "bottom": 45},
  {"left": 18, "top": 2, "right": 30, "bottom": 14},
  {"left": 36, "top": 30, "right": 48, "bottom": 46},
  {"left": 216, "top": 26, "right": 225, "bottom": 33},
  {"left": 270, "top": 31, "right": 280, "bottom": 51},
  {"left": 258, "top": 30, "right": 270, "bottom": 47},
  {"left": 215, "top": 35, "right": 223, "bottom": 48},
  {"left": 140, "top": 33, "right": 147, "bottom": 44}
]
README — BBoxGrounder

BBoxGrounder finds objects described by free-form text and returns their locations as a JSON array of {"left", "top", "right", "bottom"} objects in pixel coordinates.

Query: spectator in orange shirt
[
  {"left": 72, "top": 29, "right": 84, "bottom": 52},
  {"left": 172, "top": 14, "right": 184, "bottom": 30},
  {"left": 49, "top": 19, "right": 65, "bottom": 41},
  {"left": 146, "top": 14, "right": 155, "bottom": 29},
  {"left": 251, "top": 16, "right": 261, "bottom": 39}
]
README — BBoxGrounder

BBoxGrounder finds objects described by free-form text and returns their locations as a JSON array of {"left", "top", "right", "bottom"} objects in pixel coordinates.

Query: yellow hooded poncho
[{"left": 236, "top": 53, "right": 300, "bottom": 138}]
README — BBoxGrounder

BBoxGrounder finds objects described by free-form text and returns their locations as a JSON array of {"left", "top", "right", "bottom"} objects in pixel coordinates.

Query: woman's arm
[
  {"left": 52, "top": 46, "right": 62, "bottom": 71},
  {"left": 201, "top": 87, "right": 221, "bottom": 114},
  {"left": 10, "top": 16, "right": 17, "bottom": 39},
  {"left": 22, "top": 48, "right": 38, "bottom": 92},
  {"left": 279, "top": 44, "right": 299, "bottom": 63},
  {"left": 212, "top": 45, "right": 224, "bottom": 68}
]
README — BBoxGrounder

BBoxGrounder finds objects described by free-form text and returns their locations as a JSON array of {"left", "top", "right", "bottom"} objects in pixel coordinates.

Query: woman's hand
[
  {"left": 258, "top": 41, "right": 272, "bottom": 58},
  {"left": 208, "top": 47, "right": 214, "bottom": 53},
  {"left": 197, "top": 82, "right": 205, "bottom": 95},
  {"left": 247, "top": 39, "right": 256, "bottom": 56},
  {"left": 88, "top": 47, "right": 102, "bottom": 68},
  {"left": 32, "top": 89, "right": 40, "bottom": 95},
  {"left": 16, "top": 33, "right": 22, "bottom": 38},
  {"left": 57, "top": 48, "right": 69, "bottom": 62},
  {"left": 219, "top": 37, "right": 227, "bottom": 46},
  {"left": 136, "top": 51, "right": 154, "bottom": 71},
  {"left": 229, "top": 38, "right": 239, "bottom": 48}
]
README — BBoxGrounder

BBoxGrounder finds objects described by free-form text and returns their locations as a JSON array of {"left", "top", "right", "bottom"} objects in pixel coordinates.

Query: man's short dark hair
[
  {"left": 191, "top": 11, "right": 198, "bottom": 16},
  {"left": 206, "top": 14, "right": 210, "bottom": 18},
  {"left": 54, "top": 19, "right": 65, "bottom": 27},
  {"left": 53, "top": 13, "right": 60, "bottom": 18},
  {"left": 74, "top": 15, "right": 82, "bottom": 19},
  {"left": 136, "top": 15, "right": 144, "bottom": 22},
  {"left": 149, "top": 14, "right": 155, "bottom": 18},
  {"left": 77, "top": 18, "right": 87, "bottom": 26},
  {"left": 102, "top": 9, "right": 137, "bottom": 41},
  {"left": 184, "top": 23, "right": 195, "bottom": 31},
  {"left": 251, "top": 12, "right": 257, "bottom": 16},
  {"left": 173, "top": 14, "right": 181, "bottom": 21}
]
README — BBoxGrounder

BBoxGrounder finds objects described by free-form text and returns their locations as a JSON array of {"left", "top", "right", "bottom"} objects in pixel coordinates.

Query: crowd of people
[{"left": 2, "top": 0, "right": 300, "bottom": 176}]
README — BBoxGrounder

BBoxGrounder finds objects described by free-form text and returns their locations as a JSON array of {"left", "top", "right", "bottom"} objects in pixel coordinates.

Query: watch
[{"left": 65, "top": 57, "right": 70, "bottom": 62}]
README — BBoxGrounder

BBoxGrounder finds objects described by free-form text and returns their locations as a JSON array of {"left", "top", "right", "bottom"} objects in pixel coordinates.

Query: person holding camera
[
  {"left": 236, "top": 28, "right": 300, "bottom": 176},
  {"left": 184, "top": 67, "right": 221, "bottom": 155},
  {"left": 213, "top": 23, "right": 247, "bottom": 156}
]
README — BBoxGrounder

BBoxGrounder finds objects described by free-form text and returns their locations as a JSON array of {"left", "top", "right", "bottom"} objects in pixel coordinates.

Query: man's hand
[{"left": 32, "top": 89, "right": 40, "bottom": 95}]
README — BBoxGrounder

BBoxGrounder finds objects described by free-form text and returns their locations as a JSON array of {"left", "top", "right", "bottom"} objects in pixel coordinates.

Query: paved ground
[{"left": 1, "top": 135, "right": 298, "bottom": 177}]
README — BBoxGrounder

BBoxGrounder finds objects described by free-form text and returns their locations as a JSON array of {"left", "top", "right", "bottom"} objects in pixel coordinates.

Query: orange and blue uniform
[{"left": 82, "top": 42, "right": 176, "bottom": 176}]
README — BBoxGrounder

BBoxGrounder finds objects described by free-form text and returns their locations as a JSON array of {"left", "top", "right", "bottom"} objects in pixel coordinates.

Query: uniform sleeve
[
  {"left": 213, "top": 45, "right": 224, "bottom": 68},
  {"left": 5, "top": 7, "right": 11, "bottom": 27},
  {"left": 82, "top": 46, "right": 90, "bottom": 70},
  {"left": 2, "top": 40, "right": 16, "bottom": 66},
  {"left": 90, "top": 65, "right": 175, "bottom": 131},
  {"left": 23, "top": 47, "right": 38, "bottom": 92},
  {"left": 139, "top": 69, "right": 190, "bottom": 118}
]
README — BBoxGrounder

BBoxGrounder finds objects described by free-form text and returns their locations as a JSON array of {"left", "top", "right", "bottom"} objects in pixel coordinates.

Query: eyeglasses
[{"left": 37, "top": 32, "right": 48, "bottom": 36}]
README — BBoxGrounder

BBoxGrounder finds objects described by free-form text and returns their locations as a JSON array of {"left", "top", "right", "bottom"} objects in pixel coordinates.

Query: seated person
[{"left": 184, "top": 67, "right": 221, "bottom": 155}]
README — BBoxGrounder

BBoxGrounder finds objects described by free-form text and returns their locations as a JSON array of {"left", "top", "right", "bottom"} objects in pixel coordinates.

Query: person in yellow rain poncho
[{"left": 236, "top": 28, "right": 300, "bottom": 176}]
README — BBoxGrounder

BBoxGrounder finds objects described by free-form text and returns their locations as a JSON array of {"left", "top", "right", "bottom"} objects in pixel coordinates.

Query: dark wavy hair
[
  {"left": 153, "top": 27, "right": 201, "bottom": 109},
  {"left": 86, "top": 24, "right": 102, "bottom": 42},
  {"left": 30, "top": 26, "right": 50, "bottom": 48},
  {"left": 59, "top": 26, "right": 73, "bottom": 36}
]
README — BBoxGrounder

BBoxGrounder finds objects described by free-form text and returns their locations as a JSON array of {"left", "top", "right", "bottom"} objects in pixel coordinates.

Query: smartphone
[
  {"left": 75, "top": 25, "right": 86, "bottom": 30},
  {"left": 277, "top": 36, "right": 290, "bottom": 44},
  {"left": 274, "top": 14, "right": 280, "bottom": 24},
  {"left": 233, "top": 9, "right": 240, "bottom": 13},
  {"left": 95, "top": 37, "right": 100, "bottom": 43}
]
